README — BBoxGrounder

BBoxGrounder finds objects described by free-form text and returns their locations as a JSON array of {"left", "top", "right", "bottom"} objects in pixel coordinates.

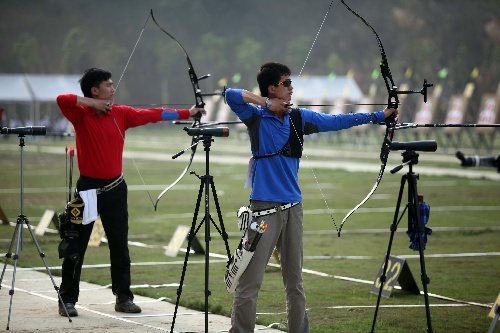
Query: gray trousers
[{"left": 229, "top": 201, "right": 310, "bottom": 333}]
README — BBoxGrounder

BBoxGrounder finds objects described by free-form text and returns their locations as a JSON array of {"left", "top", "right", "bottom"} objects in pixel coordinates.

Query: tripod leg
[
  {"left": 0, "top": 221, "right": 21, "bottom": 285},
  {"left": 22, "top": 217, "right": 72, "bottom": 322},
  {"left": 4, "top": 217, "right": 24, "bottom": 330},
  {"left": 209, "top": 177, "right": 231, "bottom": 259},
  {"left": 170, "top": 179, "right": 205, "bottom": 333},
  {"left": 488, "top": 305, "right": 500, "bottom": 333},
  {"left": 371, "top": 175, "right": 407, "bottom": 333},
  {"left": 408, "top": 174, "right": 433, "bottom": 332}
]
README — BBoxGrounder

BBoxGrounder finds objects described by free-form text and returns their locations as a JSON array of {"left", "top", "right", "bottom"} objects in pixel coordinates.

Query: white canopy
[
  {"left": 0, "top": 74, "right": 81, "bottom": 102},
  {"left": 290, "top": 75, "right": 364, "bottom": 102},
  {"left": 0, "top": 74, "right": 81, "bottom": 126}
]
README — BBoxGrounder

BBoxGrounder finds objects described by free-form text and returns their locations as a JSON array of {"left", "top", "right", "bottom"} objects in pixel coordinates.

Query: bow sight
[{"left": 391, "top": 79, "right": 434, "bottom": 104}]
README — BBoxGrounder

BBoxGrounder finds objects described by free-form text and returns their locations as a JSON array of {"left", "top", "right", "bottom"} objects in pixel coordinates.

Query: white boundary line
[
  {"left": 0, "top": 283, "right": 176, "bottom": 332},
  {"left": 3, "top": 205, "right": 500, "bottom": 225},
  {"left": 2, "top": 235, "right": 495, "bottom": 315},
  {"left": 4, "top": 251, "right": 499, "bottom": 273},
  {"left": 2, "top": 252, "right": 493, "bottom": 318}
]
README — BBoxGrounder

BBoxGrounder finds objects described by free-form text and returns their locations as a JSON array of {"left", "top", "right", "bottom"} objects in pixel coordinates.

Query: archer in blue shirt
[{"left": 225, "top": 62, "right": 397, "bottom": 333}]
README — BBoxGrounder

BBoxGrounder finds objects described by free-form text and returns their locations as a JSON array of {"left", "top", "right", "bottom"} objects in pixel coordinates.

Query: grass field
[{"left": 0, "top": 125, "right": 499, "bottom": 332}]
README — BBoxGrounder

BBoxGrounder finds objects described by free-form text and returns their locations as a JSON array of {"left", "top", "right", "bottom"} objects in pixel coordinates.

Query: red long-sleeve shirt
[{"left": 57, "top": 94, "right": 191, "bottom": 179}]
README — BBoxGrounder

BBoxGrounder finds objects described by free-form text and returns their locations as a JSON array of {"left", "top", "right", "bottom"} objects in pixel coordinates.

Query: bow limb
[
  {"left": 150, "top": 10, "right": 205, "bottom": 112},
  {"left": 153, "top": 147, "right": 197, "bottom": 210},
  {"left": 153, "top": 116, "right": 200, "bottom": 211},
  {"left": 337, "top": 0, "right": 399, "bottom": 235},
  {"left": 338, "top": 1, "right": 433, "bottom": 235},
  {"left": 150, "top": 9, "right": 205, "bottom": 210}
]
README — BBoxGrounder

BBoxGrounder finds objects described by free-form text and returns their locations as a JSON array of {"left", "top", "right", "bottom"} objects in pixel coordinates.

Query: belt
[
  {"left": 252, "top": 202, "right": 300, "bottom": 218},
  {"left": 96, "top": 174, "right": 123, "bottom": 195}
]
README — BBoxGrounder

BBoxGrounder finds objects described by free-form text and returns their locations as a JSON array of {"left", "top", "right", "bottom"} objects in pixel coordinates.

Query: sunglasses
[{"left": 276, "top": 79, "right": 292, "bottom": 87}]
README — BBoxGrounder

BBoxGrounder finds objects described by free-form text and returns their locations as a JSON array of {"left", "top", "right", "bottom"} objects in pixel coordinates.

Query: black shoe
[
  {"left": 115, "top": 299, "right": 142, "bottom": 313},
  {"left": 59, "top": 302, "right": 78, "bottom": 317}
]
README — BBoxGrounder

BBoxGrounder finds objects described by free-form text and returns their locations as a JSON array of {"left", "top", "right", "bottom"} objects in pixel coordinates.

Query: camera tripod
[
  {"left": 169, "top": 135, "right": 231, "bottom": 333},
  {"left": 371, "top": 150, "right": 433, "bottom": 333},
  {"left": 0, "top": 134, "right": 72, "bottom": 330}
]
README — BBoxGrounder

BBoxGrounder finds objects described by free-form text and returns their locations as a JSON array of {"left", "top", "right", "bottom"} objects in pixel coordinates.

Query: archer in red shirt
[
  {"left": 56, "top": 67, "right": 205, "bottom": 317},
  {"left": 57, "top": 75, "right": 203, "bottom": 179}
]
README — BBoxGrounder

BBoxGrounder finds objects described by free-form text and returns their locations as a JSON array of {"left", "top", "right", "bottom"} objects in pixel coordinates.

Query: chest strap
[{"left": 253, "top": 109, "right": 303, "bottom": 160}]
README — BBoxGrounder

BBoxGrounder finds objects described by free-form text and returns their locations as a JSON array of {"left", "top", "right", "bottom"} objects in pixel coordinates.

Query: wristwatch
[{"left": 265, "top": 97, "right": 272, "bottom": 109}]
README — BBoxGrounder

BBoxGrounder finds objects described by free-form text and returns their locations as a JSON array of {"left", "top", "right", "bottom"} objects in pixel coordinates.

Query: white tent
[
  {"left": 0, "top": 74, "right": 80, "bottom": 130},
  {"left": 290, "top": 75, "right": 364, "bottom": 103},
  {"left": 0, "top": 74, "right": 33, "bottom": 102}
]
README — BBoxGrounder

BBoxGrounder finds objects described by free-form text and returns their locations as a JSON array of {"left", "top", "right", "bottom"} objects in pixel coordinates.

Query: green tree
[
  {"left": 155, "top": 39, "right": 184, "bottom": 104},
  {"left": 326, "top": 52, "right": 344, "bottom": 76},
  {"left": 285, "top": 34, "right": 313, "bottom": 74},
  {"left": 95, "top": 39, "right": 128, "bottom": 74},
  {"left": 12, "top": 33, "right": 43, "bottom": 72},
  {"left": 61, "top": 28, "right": 89, "bottom": 73},
  {"left": 195, "top": 32, "right": 226, "bottom": 79},
  {"left": 236, "top": 37, "right": 263, "bottom": 87}
]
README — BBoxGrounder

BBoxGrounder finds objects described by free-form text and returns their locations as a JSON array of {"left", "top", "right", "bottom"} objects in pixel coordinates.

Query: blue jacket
[{"left": 225, "top": 88, "right": 385, "bottom": 203}]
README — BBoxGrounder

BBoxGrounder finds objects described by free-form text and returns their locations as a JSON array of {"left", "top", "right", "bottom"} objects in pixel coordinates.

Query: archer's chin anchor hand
[{"left": 282, "top": 102, "right": 294, "bottom": 114}]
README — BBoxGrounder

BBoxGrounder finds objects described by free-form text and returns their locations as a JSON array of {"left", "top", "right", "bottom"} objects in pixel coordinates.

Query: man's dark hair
[
  {"left": 79, "top": 68, "right": 112, "bottom": 98},
  {"left": 257, "top": 62, "right": 291, "bottom": 97}
]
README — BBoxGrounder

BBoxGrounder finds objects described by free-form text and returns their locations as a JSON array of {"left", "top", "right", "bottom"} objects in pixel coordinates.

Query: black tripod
[
  {"left": 488, "top": 304, "right": 500, "bottom": 333},
  {"left": 371, "top": 150, "right": 433, "bottom": 333},
  {"left": 0, "top": 133, "right": 71, "bottom": 330},
  {"left": 170, "top": 134, "right": 231, "bottom": 333}
]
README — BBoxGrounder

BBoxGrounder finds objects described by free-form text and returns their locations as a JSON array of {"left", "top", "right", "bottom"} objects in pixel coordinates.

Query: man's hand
[
  {"left": 93, "top": 100, "right": 113, "bottom": 116},
  {"left": 383, "top": 107, "right": 398, "bottom": 121},
  {"left": 189, "top": 105, "right": 206, "bottom": 117},
  {"left": 267, "top": 98, "right": 293, "bottom": 114},
  {"left": 76, "top": 96, "right": 112, "bottom": 115}
]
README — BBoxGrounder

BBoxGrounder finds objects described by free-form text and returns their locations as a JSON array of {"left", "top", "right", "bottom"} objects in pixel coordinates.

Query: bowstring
[
  {"left": 112, "top": 118, "right": 154, "bottom": 207},
  {"left": 292, "top": 0, "right": 339, "bottom": 233},
  {"left": 112, "top": 11, "right": 155, "bottom": 208},
  {"left": 297, "top": 1, "right": 334, "bottom": 78},
  {"left": 289, "top": 119, "right": 338, "bottom": 232},
  {"left": 115, "top": 13, "right": 151, "bottom": 92}
]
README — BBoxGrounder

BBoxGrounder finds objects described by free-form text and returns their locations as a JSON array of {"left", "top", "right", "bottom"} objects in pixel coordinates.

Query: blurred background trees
[{"left": 1, "top": 0, "right": 499, "bottom": 116}]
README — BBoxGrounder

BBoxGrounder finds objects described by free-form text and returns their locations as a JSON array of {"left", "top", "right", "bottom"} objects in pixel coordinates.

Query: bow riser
[{"left": 338, "top": 0, "right": 433, "bottom": 235}]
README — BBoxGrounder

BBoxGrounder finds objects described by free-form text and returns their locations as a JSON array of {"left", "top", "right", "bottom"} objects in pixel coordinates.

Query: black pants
[{"left": 59, "top": 175, "right": 133, "bottom": 304}]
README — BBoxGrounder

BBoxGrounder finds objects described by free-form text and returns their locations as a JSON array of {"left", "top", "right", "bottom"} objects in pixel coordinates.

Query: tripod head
[
  {"left": 390, "top": 140, "right": 437, "bottom": 174},
  {"left": 173, "top": 127, "right": 230, "bottom": 159},
  {"left": 391, "top": 150, "right": 420, "bottom": 174},
  {"left": 402, "top": 150, "right": 420, "bottom": 164}
]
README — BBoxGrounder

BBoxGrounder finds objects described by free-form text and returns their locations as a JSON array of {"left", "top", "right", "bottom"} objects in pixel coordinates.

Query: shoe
[
  {"left": 59, "top": 302, "right": 78, "bottom": 317},
  {"left": 115, "top": 299, "right": 142, "bottom": 313}
]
